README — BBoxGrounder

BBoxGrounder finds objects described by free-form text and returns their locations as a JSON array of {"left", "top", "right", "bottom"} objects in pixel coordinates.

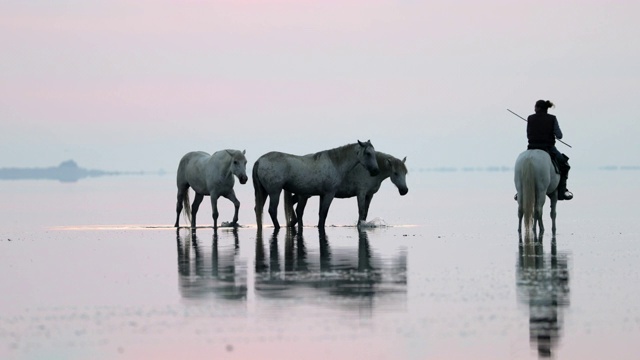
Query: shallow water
[{"left": 1, "top": 170, "right": 639, "bottom": 359}]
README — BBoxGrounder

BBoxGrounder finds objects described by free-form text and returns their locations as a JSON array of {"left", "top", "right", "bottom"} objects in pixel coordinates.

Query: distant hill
[{"left": 0, "top": 160, "right": 140, "bottom": 183}]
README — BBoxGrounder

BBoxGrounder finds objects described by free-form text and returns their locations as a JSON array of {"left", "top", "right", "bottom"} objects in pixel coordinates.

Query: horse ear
[
  {"left": 402, "top": 156, "right": 406, "bottom": 163},
  {"left": 358, "top": 140, "right": 364, "bottom": 147},
  {"left": 242, "top": 149, "right": 246, "bottom": 155}
]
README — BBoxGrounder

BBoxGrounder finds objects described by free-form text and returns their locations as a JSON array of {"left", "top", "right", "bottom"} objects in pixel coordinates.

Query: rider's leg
[{"left": 551, "top": 147, "right": 573, "bottom": 200}]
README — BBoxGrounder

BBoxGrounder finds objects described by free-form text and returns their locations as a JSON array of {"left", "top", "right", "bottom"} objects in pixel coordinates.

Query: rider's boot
[
  {"left": 557, "top": 176, "right": 573, "bottom": 200},
  {"left": 557, "top": 156, "right": 573, "bottom": 200}
]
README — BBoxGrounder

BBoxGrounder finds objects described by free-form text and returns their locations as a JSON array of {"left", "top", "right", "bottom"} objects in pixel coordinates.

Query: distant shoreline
[{"left": 0, "top": 160, "right": 164, "bottom": 183}]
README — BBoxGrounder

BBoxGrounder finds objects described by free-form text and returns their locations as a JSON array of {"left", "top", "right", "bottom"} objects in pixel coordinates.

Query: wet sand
[{"left": 1, "top": 170, "right": 639, "bottom": 359}]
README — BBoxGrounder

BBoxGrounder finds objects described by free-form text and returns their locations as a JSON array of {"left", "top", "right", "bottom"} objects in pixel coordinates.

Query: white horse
[
  {"left": 253, "top": 140, "right": 380, "bottom": 230},
  {"left": 175, "top": 150, "right": 248, "bottom": 229},
  {"left": 514, "top": 149, "right": 560, "bottom": 237},
  {"left": 284, "top": 152, "right": 408, "bottom": 228}
]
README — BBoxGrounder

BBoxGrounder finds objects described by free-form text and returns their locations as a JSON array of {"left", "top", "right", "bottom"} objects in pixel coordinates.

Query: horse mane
[
  {"left": 224, "top": 149, "right": 243, "bottom": 159},
  {"left": 311, "top": 143, "right": 361, "bottom": 163},
  {"left": 376, "top": 152, "right": 408, "bottom": 174}
]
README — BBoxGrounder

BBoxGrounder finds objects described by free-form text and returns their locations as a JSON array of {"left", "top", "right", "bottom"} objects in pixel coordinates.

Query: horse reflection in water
[
  {"left": 176, "top": 229, "right": 247, "bottom": 301},
  {"left": 516, "top": 239, "right": 570, "bottom": 358},
  {"left": 254, "top": 227, "right": 407, "bottom": 309}
]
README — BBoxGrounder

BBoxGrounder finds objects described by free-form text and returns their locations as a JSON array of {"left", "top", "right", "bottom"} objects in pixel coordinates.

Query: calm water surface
[{"left": 0, "top": 170, "right": 639, "bottom": 359}]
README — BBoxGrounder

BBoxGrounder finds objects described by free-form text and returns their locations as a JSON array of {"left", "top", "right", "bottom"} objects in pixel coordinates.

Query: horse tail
[
  {"left": 521, "top": 157, "right": 536, "bottom": 232},
  {"left": 183, "top": 190, "right": 192, "bottom": 226},
  {"left": 253, "top": 160, "right": 266, "bottom": 229}
]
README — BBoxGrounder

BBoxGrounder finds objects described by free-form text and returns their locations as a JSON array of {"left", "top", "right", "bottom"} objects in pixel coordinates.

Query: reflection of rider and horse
[
  {"left": 517, "top": 239, "right": 570, "bottom": 358},
  {"left": 512, "top": 100, "right": 573, "bottom": 356},
  {"left": 174, "top": 99, "right": 572, "bottom": 239}
]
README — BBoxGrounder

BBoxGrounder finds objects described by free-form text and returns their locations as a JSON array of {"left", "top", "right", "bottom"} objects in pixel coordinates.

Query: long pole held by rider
[{"left": 507, "top": 108, "right": 572, "bottom": 148}]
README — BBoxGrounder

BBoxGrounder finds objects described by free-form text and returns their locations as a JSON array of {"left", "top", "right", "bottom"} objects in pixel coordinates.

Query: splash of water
[{"left": 358, "top": 217, "right": 389, "bottom": 228}]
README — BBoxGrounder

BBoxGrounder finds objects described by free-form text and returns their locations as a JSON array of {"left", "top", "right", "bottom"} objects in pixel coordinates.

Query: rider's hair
[{"left": 535, "top": 100, "right": 554, "bottom": 112}]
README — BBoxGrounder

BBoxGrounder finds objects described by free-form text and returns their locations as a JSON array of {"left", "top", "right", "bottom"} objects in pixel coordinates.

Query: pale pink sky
[{"left": 1, "top": 1, "right": 638, "bottom": 171}]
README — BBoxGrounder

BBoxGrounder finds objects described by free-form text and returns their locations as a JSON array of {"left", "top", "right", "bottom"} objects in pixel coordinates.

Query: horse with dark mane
[
  {"left": 253, "top": 141, "right": 380, "bottom": 230},
  {"left": 284, "top": 152, "right": 408, "bottom": 228}
]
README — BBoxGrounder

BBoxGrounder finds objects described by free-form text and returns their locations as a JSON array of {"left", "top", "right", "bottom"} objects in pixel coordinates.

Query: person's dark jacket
[{"left": 527, "top": 113, "right": 563, "bottom": 148}]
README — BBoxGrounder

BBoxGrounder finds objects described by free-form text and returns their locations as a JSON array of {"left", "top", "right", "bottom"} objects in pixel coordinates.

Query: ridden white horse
[
  {"left": 514, "top": 149, "right": 560, "bottom": 237},
  {"left": 175, "top": 150, "right": 248, "bottom": 229},
  {"left": 253, "top": 140, "right": 380, "bottom": 230},
  {"left": 284, "top": 152, "right": 408, "bottom": 228}
]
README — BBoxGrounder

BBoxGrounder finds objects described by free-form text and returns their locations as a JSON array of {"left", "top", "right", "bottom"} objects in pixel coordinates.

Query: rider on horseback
[{"left": 522, "top": 100, "right": 573, "bottom": 201}]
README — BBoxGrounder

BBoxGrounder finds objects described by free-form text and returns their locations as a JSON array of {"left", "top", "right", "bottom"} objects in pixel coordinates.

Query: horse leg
[
  {"left": 517, "top": 199, "right": 524, "bottom": 234},
  {"left": 268, "top": 191, "right": 282, "bottom": 230},
  {"left": 175, "top": 185, "right": 188, "bottom": 227},
  {"left": 283, "top": 192, "right": 297, "bottom": 228},
  {"left": 191, "top": 193, "right": 204, "bottom": 229},
  {"left": 255, "top": 190, "right": 268, "bottom": 230},
  {"left": 223, "top": 190, "right": 241, "bottom": 225},
  {"left": 550, "top": 193, "right": 558, "bottom": 235},
  {"left": 318, "top": 193, "right": 335, "bottom": 229},
  {"left": 356, "top": 194, "right": 367, "bottom": 226},
  {"left": 535, "top": 193, "right": 545, "bottom": 237},
  {"left": 295, "top": 196, "right": 309, "bottom": 229},
  {"left": 363, "top": 193, "right": 374, "bottom": 223},
  {"left": 210, "top": 195, "right": 220, "bottom": 229}
]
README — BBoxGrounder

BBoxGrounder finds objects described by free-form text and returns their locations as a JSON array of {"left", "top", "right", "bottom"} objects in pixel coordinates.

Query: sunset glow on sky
[{"left": 2, "top": 1, "right": 638, "bottom": 172}]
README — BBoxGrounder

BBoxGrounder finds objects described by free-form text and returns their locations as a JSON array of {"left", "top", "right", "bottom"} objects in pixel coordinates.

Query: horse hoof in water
[{"left": 219, "top": 221, "right": 239, "bottom": 228}]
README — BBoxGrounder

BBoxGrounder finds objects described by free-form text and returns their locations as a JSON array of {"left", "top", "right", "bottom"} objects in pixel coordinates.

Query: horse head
[
  {"left": 357, "top": 140, "right": 380, "bottom": 176},
  {"left": 227, "top": 149, "right": 248, "bottom": 184},
  {"left": 388, "top": 156, "right": 408, "bottom": 196}
]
